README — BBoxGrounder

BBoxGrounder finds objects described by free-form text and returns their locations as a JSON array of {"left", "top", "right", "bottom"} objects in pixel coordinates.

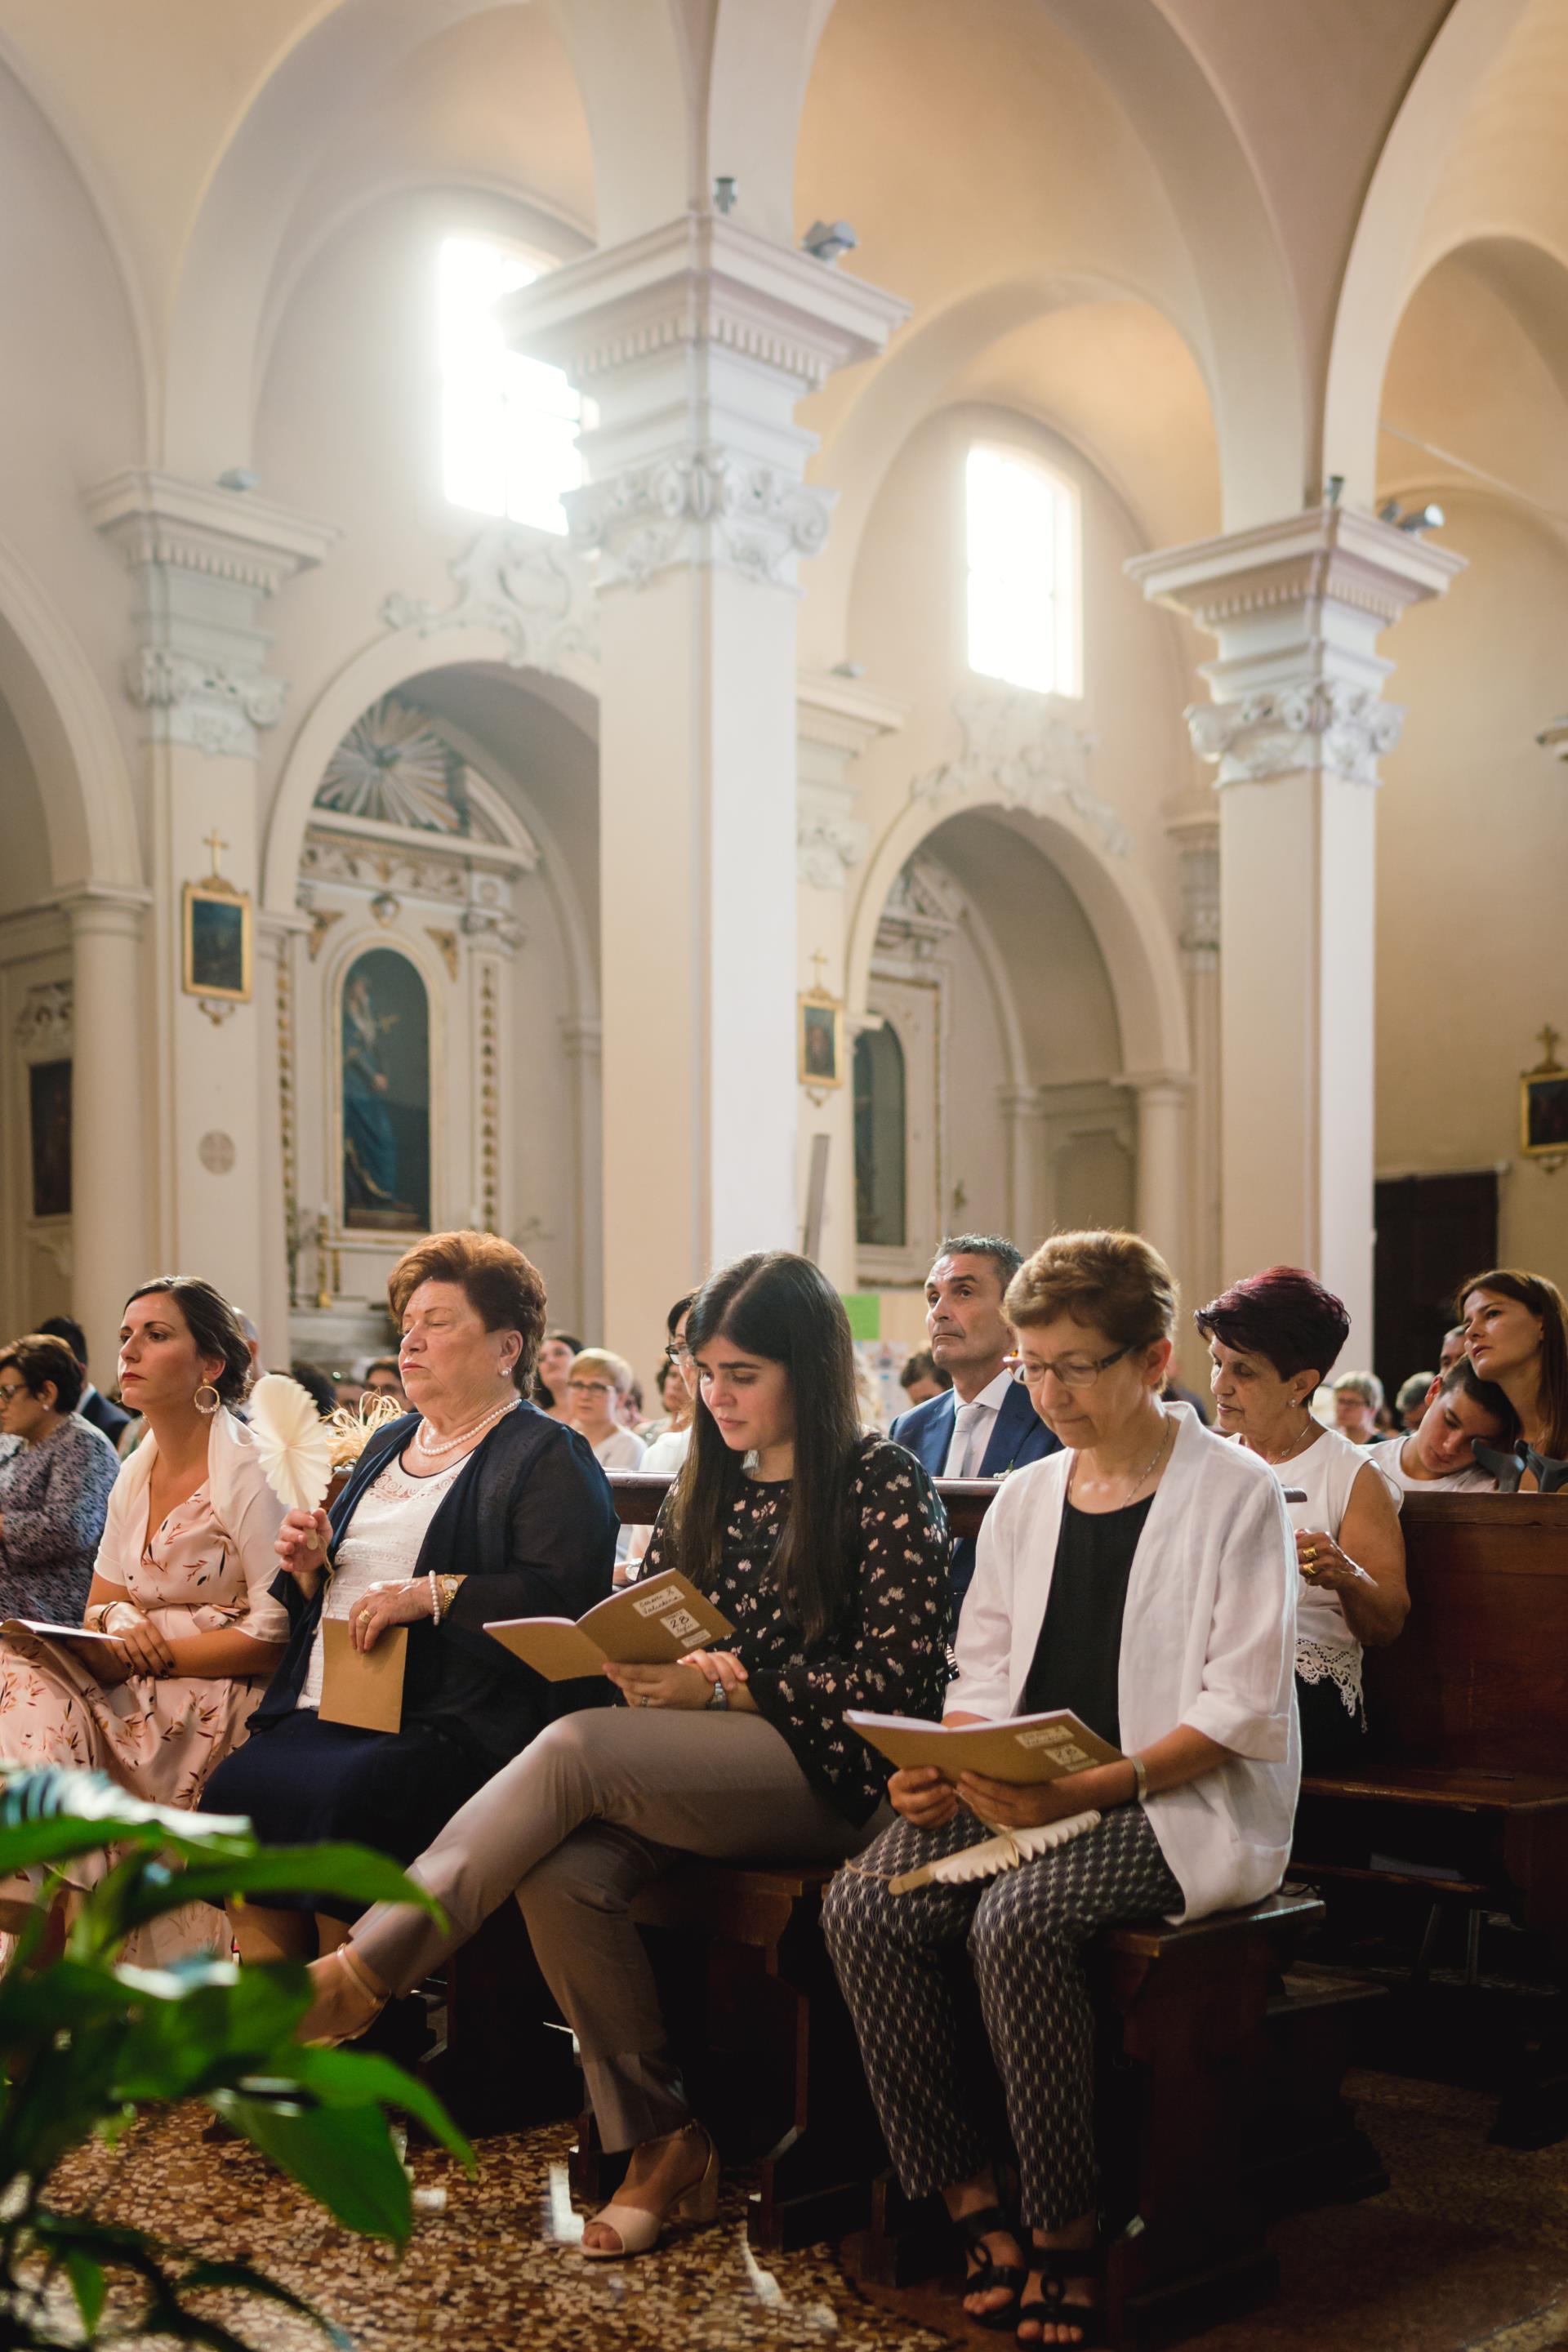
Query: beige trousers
[{"left": 351, "top": 1705, "right": 878, "bottom": 2149}]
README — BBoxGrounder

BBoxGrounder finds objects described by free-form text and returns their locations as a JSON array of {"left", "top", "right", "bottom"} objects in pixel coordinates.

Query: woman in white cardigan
[{"left": 821, "top": 1231, "right": 1298, "bottom": 2349}]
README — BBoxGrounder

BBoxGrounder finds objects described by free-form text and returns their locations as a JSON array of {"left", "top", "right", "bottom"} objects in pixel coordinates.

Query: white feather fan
[{"left": 248, "top": 1371, "right": 336, "bottom": 1515}]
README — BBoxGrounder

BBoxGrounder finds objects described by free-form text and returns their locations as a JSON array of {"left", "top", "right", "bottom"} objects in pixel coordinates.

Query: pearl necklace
[{"left": 412, "top": 1396, "right": 519, "bottom": 1461}]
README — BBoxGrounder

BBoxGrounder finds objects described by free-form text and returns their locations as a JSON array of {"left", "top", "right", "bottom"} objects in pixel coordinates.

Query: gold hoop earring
[{"left": 194, "top": 1383, "right": 221, "bottom": 1417}]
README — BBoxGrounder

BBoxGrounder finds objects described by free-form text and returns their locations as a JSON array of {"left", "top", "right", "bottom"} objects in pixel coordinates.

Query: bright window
[
  {"left": 964, "top": 445, "right": 1081, "bottom": 696},
  {"left": 439, "top": 236, "right": 583, "bottom": 535}
]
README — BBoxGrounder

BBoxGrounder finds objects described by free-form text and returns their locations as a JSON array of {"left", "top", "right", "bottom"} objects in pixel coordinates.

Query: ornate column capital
[
  {"left": 87, "top": 470, "right": 338, "bottom": 756},
  {"left": 796, "top": 670, "right": 906, "bottom": 888},
  {"left": 58, "top": 883, "right": 152, "bottom": 942},
  {"left": 1127, "top": 504, "right": 1466, "bottom": 790},
  {"left": 502, "top": 213, "right": 908, "bottom": 594}
]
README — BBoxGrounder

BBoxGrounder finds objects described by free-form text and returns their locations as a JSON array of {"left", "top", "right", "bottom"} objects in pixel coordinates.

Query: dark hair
[
  {"left": 930, "top": 1234, "right": 1023, "bottom": 1294},
  {"left": 387, "top": 1231, "right": 548, "bottom": 1395},
  {"left": 122, "top": 1276, "right": 253, "bottom": 1405},
  {"left": 1009, "top": 1230, "right": 1178, "bottom": 1348},
  {"left": 364, "top": 1356, "right": 403, "bottom": 1383},
  {"left": 288, "top": 1361, "right": 338, "bottom": 1416},
  {"left": 36, "top": 1314, "right": 88, "bottom": 1371},
  {"left": 666, "top": 1293, "right": 697, "bottom": 1336},
  {"left": 899, "top": 1348, "right": 950, "bottom": 1392},
  {"left": 672, "top": 1251, "right": 862, "bottom": 1647},
  {"left": 0, "top": 1333, "right": 86, "bottom": 1415},
  {"left": 534, "top": 1325, "right": 586, "bottom": 1408},
  {"left": 1194, "top": 1265, "right": 1350, "bottom": 1386},
  {"left": 1454, "top": 1267, "right": 1568, "bottom": 1457},
  {"left": 1439, "top": 1354, "right": 1518, "bottom": 1438}
]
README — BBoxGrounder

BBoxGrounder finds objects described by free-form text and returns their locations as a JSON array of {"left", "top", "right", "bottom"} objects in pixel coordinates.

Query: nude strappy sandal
[{"left": 579, "top": 2123, "right": 719, "bottom": 2260}]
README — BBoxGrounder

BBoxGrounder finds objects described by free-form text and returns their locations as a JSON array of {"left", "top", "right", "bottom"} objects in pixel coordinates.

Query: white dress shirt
[{"left": 941, "top": 1368, "right": 1013, "bottom": 1478}]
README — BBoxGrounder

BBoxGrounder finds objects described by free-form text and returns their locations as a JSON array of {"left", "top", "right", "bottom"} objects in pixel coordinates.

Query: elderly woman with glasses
[
  {"left": 822, "top": 1230, "right": 1298, "bottom": 2349},
  {"left": 0, "top": 1334, "right": 121, "bottom": 1622}
]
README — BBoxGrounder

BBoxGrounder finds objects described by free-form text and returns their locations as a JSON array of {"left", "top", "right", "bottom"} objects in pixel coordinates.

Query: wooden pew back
[{"left": 1363, "top": 1493, "right": 1568, "bottom": 1776}]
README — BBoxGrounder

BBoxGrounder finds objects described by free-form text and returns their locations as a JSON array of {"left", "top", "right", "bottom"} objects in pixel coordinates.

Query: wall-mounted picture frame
[
  {"left": 183, "top": 880, "right": 252, "bottom": 1004},
  {"left": 1521, "top": 1064, "right": 1568, "bottom": 1157},
  {"left": 798, "top": 991, "right": 844, "bottom": 1089}
]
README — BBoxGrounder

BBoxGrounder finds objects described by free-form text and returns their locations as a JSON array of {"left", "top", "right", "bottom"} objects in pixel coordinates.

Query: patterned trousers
[{"left": 820, "top": 1802, "right": 1181, "bottom": 2230}]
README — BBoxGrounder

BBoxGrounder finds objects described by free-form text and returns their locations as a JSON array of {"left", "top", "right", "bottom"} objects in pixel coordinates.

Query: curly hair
[{"left": 386, "top": 1231, "right": 547, "bottom": 1393}]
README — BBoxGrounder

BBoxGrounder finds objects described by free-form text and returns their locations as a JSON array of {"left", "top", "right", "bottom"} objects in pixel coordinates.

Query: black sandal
[
  {"left": 955, "top": 2203, "right": 1030, "bottom": 2333},
  {"left": 1015, "top": 2244, "right": 1104, "bottom": 2346}
]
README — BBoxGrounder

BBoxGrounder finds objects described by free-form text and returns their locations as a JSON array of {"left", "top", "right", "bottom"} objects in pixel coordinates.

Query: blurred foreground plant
[{"left": 0, "top": 1764, "right": 470, "bottom": 2350}]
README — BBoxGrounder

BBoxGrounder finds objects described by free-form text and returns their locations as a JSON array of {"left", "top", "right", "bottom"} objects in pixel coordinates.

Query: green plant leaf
[
  {"left": 280, "top": 2043, "right": 475, "bottom": 2167},
  {"left": 109, "top": 1964, "right": 312, "bottom": 2102},
  {"left": 62, "top": 2247, "right": 105, "bottom": 2335},
  {"left": 176, "top": 2260, "right": 354, "bottom": 2351},
  {"left": 114, "top": 1842, "right": 448, "bottom": 1923},
  {"left": 209, "top": 2090, "right": 416, "bottom": 2243}
]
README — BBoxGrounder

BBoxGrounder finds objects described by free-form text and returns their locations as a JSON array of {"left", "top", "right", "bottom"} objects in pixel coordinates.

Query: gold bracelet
[{"left": 436, "top": 1575, "right": 462, "bottom": 1619}]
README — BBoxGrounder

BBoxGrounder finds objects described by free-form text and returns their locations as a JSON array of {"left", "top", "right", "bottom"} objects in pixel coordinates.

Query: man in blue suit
[{"left": 889, "top": 1233, "right": 1060, "bottom": 1622}]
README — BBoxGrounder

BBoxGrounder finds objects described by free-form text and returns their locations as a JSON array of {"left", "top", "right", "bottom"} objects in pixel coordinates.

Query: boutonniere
[{"left": 991, "top": 1460, "right": 1018, "bottom": 1481}]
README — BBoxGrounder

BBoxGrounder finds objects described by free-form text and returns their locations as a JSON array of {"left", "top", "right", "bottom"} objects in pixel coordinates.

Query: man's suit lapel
[
  {"left": 922, "top": 1392, "right": 957, "bottom": 1476},
  {"left": 977, "top": 1380, "right": 1036, "bottom": 1477}
]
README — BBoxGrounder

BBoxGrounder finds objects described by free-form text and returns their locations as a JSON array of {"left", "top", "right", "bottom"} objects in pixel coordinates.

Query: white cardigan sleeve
[
  {"left": 1180, "top": 1465, "right": 1297, "bottom": 1762},
  {"left": 949, "top": 1474, "right": 1022, "bottom": 1721}
]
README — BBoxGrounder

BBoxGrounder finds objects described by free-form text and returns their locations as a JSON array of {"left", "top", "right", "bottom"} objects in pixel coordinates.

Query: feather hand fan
[{"left": 249, "top": 1373, "right": 336, "bottom": 1515}]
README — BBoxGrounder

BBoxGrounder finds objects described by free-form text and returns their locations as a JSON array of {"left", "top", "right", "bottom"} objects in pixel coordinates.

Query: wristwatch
[
  {"left": 1129, "top": 1754, "right": 1149, "bottom": 1804},
  {"left": 706, "top": 1678, "right": 729, "bottom": 1711}
]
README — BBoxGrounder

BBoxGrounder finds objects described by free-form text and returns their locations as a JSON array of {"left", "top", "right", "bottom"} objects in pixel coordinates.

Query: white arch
[
  {"left": 1324, "top": 0, "right": 1533, "bottom": 504},
  {"left": 707, "top": 0, "right": 836, "bottom": 244},
  {"left": 847, "top": 788, "right": 1189, "bottom": 1085},
  {"left": 0, "top": 533, "right": 140, "bottom": 893},
  {"left": 262, "top": 625, "right": 601, "bottom": 1021}
]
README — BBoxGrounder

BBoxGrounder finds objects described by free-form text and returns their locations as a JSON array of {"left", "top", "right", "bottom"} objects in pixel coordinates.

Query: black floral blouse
[{"left": 638, "top": 1436, "right": 951, "bottom": 1824}]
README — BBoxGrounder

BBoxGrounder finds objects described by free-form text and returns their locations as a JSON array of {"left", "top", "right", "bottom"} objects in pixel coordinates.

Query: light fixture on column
[
  {"left": 217, "top": 467, "right": 260, "bottom": 492},
  {"left": 1378, "top": 497, "right": 1445, "bottom": 536},
  {"left": 802, "top": 219, "right": 858, "bottom": 264},
  {"left": 713, "top": 176, "right": 737, "bottom": 215}
]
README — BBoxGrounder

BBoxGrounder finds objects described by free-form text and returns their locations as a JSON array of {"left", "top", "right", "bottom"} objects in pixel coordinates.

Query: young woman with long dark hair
[
  {"left": 295, "top": 1250, "right": 951, "bottom": 2258},
  {"left": 1458, "top": 1267, "right": 1568, "bottom": 1490}
]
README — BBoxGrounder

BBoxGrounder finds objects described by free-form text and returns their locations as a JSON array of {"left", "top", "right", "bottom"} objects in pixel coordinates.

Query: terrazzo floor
[{"left": 42, "top": 2069, "right": 1568, "bottom": 2352}]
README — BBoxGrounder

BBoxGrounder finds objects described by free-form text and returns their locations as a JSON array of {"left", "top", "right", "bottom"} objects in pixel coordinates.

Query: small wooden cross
[
  {"left": 1538, "top": 1024, "right": 1561, "bottom": 1071},
  {"left": 808, "top": 951, "right": 831, "bottom": 995},
  {"left": 203, "top": 829, "right": 229, "bottom": 880}
]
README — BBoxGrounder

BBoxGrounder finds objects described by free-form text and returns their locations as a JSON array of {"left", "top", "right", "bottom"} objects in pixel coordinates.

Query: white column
[
  {"left": 86, "top": 472, "right": 336, "bottom": 1326},
  {"left": 256, "top": 911, "right": 309, "bottom": 1362},
  {"left": 1129, "top": 507, "right": 1464, "bottom": 1354},
  {"left": 1118, "top": 1073, "right": 1189, "bottom": 1272},
  {"left": 561, "top": 1016, "right": 604, "bottom": 1341},
  {"left": 505, "top": 217, "right": 907, "bottom": 1350},
  {"left": 998, "top": 1084, "right": 1048, "bottom": 1252},
  {"left": 1168, "top": 811, "right": 1221, "bottom": 1312},
  {"left": 62, "top": 887, "right": 152, "bottom": 1375}
]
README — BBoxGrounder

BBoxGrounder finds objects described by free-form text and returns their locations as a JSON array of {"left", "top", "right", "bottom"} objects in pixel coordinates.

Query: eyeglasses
[
  {"left": 667, "top": 1342, "right": 693, "bottom": 1365},
  {"left": 1005, "top": 1345, "right": 1134, "bottom": 1391},
  {"left": 0, "top": 1383, "right": 29, "bottom": 1405},
  {"left": 568, "top": 1379, "right": 616, "bottom": 1396}
]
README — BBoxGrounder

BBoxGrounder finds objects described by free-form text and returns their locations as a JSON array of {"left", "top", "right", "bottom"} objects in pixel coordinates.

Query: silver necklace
[
  {"left": 412, "top": 1396, "right": 519, "bottom": 1460},
  {"left": 1261, "top": 1414, "right": 1317, "bottom": 1468},
  {"left": 1073, "top": 1412, "right": 1171, "bottom": 1509}
]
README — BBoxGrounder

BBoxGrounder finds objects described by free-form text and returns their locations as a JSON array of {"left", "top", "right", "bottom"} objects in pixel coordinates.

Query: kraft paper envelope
[
  {"left": 318, "top": 1619, "right": 407, "bottom": 1733},
  {"left": 846, "top": 1709, "right": 1122, "bottom": 1785},
  {"left": 486, "top": 1572, "right": 734, "bottom": 1683}
]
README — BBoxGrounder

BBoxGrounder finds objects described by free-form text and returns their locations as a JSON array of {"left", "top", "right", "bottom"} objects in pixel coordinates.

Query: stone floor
[{"left": 44, "top": 2068, "right": 1568, "bottom": 2351}]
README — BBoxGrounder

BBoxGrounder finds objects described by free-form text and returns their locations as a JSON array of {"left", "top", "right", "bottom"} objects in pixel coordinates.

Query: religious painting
[
  {"left": 183, "top": 880, "right": 252, "bottom": 1003},
  {"left": 341, "top": 947, "right": 431, "bottom": 1232},
  {"left": 798, "top": 993, "right": 844, "bottom": 1089},
  {"left": 1522, "top": 1070, "right": 1568, "bottom": 1156},
  {"left": 28, "top": 1059, "right": 72, "bottom": 1219},
  {"left": 853, "top": 1024, "right": 906, "bottom": 1249}
]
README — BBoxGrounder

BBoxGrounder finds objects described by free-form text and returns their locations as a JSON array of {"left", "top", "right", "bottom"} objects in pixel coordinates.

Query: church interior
[{"left": 2, "top": 2, "right": 1568, "bottom": 2347}]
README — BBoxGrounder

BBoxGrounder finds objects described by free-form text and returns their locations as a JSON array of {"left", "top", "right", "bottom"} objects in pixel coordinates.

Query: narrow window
[
  {"left": 854, "top": 1024, "right": 908, "bottom": 1250},
  {"left": 439, "top": 235, "right": 583, "bottom": 534},
  {"left": 965, "top": 444, "right": 1080, "bottom": 696}
]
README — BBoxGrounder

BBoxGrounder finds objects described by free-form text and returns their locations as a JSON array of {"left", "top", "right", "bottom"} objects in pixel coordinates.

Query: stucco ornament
[
  {"left": 911, "top": 688, "right": 1129, "bottom": 857},
  {"left": 569, "top": 447, "right": 835, "bottom": 590},
  {"left": 1184, "top": 681, "right": 1405, "bottom": 786},
  {"left": 381, "top": 524, "right": 599, "bottom": 674},
  {"left": 317, "top": 697, "right": 474, "bottom": 834}
]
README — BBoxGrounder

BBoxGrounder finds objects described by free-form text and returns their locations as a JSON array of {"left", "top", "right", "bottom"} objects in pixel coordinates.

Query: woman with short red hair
[{"left": 1196, "top": 1266, "right": 1407, "bottom": 1769}]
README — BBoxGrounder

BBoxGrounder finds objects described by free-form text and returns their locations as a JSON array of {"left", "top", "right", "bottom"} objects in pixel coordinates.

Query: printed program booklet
[
  {"left": 485, "top": 1572, "right": 733, "bottom": 1682},
  {"left": 845, "top": 1708, "right": 1122, "bottom": 1784}
]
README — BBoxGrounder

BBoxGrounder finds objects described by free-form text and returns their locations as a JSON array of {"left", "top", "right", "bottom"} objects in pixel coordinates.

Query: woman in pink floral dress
[{"left": 0, "top": 1277, "right": 288, "bottom": 1959}]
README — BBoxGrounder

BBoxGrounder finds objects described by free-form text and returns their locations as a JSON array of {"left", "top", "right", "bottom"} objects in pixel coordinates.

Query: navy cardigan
[{"left": 247, "top": 1401, "right": 617, "bottom": 1770}]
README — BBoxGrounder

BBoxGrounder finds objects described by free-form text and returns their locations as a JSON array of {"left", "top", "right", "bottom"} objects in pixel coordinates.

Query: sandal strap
[
  {"left": 957, "top": 2204, "right": 1020, "bottom": 2247},
  {"left": 1032, "top": 2247, "right": 1102, "bottom": 2287}
]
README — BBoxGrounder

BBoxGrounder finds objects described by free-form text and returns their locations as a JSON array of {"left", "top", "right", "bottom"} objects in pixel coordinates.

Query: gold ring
[{"left": 1303, "top": 1547, "right": 1317, "bottom": 1566}]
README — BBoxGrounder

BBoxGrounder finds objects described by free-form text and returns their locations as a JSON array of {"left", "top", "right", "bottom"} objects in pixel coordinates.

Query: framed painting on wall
[
  {"left": 183, "top": 880, "right": 252, "bottom": 1003},
  {"left": 341, "top": 947, "right": 432, "bottom": 1232},
  {"left": 1521, "top": 1027, "right": 1568, "bottom": 1160},
  {"left": 28, "top": 1059, "right": 72, "bottom": 1218},
  {"left": 798, "top": 992, "right": 843, "bottom": 1089}
]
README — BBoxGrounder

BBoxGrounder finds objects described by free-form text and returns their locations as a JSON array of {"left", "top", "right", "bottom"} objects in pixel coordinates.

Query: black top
[
  {"left": 250, "top": 1403, "right": 618, "bottom": 1769},
  {"left": 1019, "top": 1494, "right": 1154, "bottom": 1750},
  {"left": 638, "top": 1435, "right": 951, "bottom": 1824}
]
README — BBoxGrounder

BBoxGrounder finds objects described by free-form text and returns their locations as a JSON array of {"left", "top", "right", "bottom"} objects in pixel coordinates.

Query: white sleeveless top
[
  {"left": 1281, "top": 1426, "right": 1401, "bottom": 1718},
  {"left": 297, "top": 1450, "right": 465, "bottom": 1712}
]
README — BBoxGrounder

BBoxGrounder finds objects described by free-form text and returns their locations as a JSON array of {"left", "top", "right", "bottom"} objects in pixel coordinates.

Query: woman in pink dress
[{"left": 0, "top": 1277, "right": 288, "bottom": 1960}]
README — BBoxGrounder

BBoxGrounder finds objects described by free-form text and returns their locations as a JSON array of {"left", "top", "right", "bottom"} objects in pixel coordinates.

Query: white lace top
[
  {"left": 1281, "top": 1426, "right": 1401, "bottom": 1718},
  {"left": 297, "top": 1451, "right": 465, "bottom": 1712}
]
